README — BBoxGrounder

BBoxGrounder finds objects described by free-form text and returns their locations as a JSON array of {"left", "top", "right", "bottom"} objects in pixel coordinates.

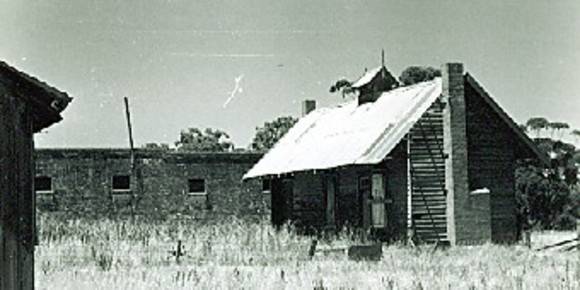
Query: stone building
[
  {"left": 244, "top": 62, "right": 549, "bottom": 245},
  {"left": 35, "top": 148, "right": 269, "bottom": 220},
  {"left": 1, "top": 61, "right": 71, "bottom": 290}
]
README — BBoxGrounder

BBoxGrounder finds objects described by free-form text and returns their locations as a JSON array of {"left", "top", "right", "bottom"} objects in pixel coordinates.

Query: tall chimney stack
[
  {"left": 302, "top": 100, "right": 316, "bottom": 117},
  {"left": 442, "top": 62, "right": 491, "bottom": 245}
]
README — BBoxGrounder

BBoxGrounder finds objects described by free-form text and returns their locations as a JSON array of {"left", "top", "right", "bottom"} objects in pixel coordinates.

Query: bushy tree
[
  {"left": 399, "top": 66, "right": 441, "bottom": 86},
  {"left": 526, "top": 117, "right": 549, "bottom": 138},
  {"left": 571, "top": 129, "right": 580, "bottom": 143},
  {"left": 250, "top": 116, "right": 298, "bottom": 151},
  {"left": 329, "top": 78, "right": 355, "bottom": 98},
  {"left": 547, "top": 121, "right": 570, "bottom": 138},
  {"left": 175, "top": 128, "right": 233, "bottom": 152},
  {"left": 142, "top": 143, "right": 171, "bottom": 150},
  {"left": 516, "top": 133, "right": 579, "bottom": 230},
  {"left": 516, "top": 163, "right": 578, "bottom": 230}
]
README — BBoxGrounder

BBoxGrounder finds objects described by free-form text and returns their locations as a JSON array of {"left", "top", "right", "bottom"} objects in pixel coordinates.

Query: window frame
[
  {"left": 187, "top": 178, "right": 207, "bottom": 196},
  {"left": 34, "top": 176, "right": 53, "bottom": 194},
  {"left": 111, "top": 175, "right": 131, "bottom": 192},
  {"left": 261, "top": 179, "right": 272, "bottom": 194}
]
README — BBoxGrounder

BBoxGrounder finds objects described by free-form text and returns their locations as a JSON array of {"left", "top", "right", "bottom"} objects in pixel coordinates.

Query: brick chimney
[
  {"left": 443, "top": 63, "right": 491, "bottom": 245},
  {"left": 302, "top": 100, "right": 316, "bottom": 117}
]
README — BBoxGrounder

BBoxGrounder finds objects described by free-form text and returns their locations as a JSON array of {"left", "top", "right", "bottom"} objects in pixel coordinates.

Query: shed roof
[
  {"left": 243, "top": 78, "right": 443, "bottom": 179},
  {"left": 0, "top": 61, "right": 72, "bottom": 132}
]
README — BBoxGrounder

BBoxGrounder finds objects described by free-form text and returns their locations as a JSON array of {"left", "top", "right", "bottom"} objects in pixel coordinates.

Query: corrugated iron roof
[{"left": 243, "top": 78, "right": 442, "bottom": 179}]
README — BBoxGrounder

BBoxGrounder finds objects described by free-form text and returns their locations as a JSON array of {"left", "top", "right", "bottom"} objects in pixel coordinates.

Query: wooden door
[
  {"left": 370, "top": 173, "right": 386, "bottom": 228},
  {"left": 271, "top": 178, "right": 293, "bottom": 227}
]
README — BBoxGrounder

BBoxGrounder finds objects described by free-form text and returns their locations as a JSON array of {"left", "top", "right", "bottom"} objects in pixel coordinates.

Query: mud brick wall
[{"left": 34, "top": 149, "right": 268, "bottom": 220}]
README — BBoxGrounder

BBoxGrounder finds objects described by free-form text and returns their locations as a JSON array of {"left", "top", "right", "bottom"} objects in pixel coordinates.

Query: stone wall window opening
[
  {"left": 188, "top": 178, "right": 206, "bottom": 195},
  {"left": 112, "top": 175, "right": 131, "bottom": 192},
  {"left": 262, "top": 179, "right": 271, "bottom": 194},
  {"left": 35, "top": 176, "right": 53, "bottom": 193}
]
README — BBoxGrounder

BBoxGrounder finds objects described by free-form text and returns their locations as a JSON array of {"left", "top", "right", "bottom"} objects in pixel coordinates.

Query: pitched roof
[
  {"left": 243, "top": 79, "right": 443, "bottom": 179},
  {"left": 351, "top": 66, "right": 399, "bottom": 89},
  {"left": 0, "top": 61, "right": 72, "bottom": 132},
  {"left": 351, "top": 66, "right": 384, "bottom": 88}
]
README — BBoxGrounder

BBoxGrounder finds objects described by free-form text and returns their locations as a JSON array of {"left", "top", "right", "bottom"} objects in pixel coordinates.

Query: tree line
[{"left": 142, "top": 116, "right": 298, "bottom": 153}]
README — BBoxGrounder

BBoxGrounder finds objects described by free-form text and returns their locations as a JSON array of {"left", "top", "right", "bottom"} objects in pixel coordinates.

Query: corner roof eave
[{"left": 0, "top": 61, "right": 72, "bottom": 132}]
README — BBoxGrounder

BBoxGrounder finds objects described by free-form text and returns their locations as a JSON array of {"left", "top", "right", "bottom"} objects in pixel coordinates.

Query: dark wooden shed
[
  {"left": 244, "top": 62, "right": 548, "bottom": 245},
  {"left": 0, "top": 61, "right": 71, "bottom": 289}
]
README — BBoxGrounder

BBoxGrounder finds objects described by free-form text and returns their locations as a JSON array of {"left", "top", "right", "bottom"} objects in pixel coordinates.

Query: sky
[{"left": 1, "top": 0, "right": 579, "bottom": 148}]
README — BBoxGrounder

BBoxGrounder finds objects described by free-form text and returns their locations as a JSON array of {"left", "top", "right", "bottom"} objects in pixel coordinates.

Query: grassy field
[{"left": 35, "top": 215, "right": 578, "bottom": 290}]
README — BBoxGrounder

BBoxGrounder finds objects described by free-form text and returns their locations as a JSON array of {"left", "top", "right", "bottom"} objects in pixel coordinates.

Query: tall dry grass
[{"left": 35, "top": 214, "right": 578, "bottom": 289}]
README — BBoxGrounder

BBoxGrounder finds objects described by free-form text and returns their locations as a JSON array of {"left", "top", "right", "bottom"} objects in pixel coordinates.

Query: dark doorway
[{"left": 271, "top": 177, "right": 293, "bottom": 227}]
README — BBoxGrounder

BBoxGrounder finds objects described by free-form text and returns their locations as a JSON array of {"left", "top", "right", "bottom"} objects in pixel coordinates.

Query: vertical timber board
[
  {"left": 1, "top": 84, "right": 18, "bottom": 290},
  {"left": 16, "top": 92, "right": 34, "bottom": 290},
  {"left": 465, "top": 82, "right": 515, "bottom": 243},
  {"left": 384, "top": 141, "right": 409, "bottom": 240},
  {"left": 0, "top": 81, "right": 7, "bottom": 290},
  {"left": 323, "top": 173, "right": 337, "bottom": 227},
  {"left": 0, "top": 83, "right": 35, "bottom": 290}
]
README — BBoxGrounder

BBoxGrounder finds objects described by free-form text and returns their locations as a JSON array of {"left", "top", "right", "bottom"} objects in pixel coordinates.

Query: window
[
  {"left": 188, "top": 178, "right": 206, "bottom": 195},
  {"left": 112, "top": 175, "right": 131, "bottom": 191},
  {"left": 35, "top": 176, "right": 52, "bottom": 193},
  {"left": 262, "top": 179, "right": 271, "bottom": 193}
]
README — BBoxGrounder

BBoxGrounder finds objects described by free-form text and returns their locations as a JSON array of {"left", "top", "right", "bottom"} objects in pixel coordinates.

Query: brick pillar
[
  {"left": 443, "top": 63, "right": 491, "bottom": 245},
  {"left": 302, "top": 100, "right": 316, "bottom": 117}
]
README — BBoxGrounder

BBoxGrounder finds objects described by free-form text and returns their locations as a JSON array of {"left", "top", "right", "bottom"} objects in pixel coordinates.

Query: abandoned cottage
[
  {"left": 1, "top": 61, "right": 71, "bottom": 289},
  {"left": 244, "top": 62, "right": 549, "bottom": 245}
]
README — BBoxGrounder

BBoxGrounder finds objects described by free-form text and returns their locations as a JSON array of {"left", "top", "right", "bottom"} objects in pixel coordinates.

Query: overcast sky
[{"left": 2, "top": 0, "right": 579, "bottom": 148}]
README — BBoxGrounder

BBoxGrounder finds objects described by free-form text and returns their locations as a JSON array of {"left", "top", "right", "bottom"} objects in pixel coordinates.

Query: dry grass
[{"left": 35, "top": 215, "right": 578, "bottom": 289}]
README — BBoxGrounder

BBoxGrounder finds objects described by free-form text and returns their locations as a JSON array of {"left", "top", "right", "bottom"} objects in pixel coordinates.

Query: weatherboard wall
[
  {"left": 408, "top": 98, "right": 448, "bottom": 243},
  {"left": 465, "top": 81, "right": 518, "bottom": 243}
]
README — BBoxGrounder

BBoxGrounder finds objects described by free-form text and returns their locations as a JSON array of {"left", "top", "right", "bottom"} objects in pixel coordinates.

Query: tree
[
  {"left": 516, "top": 136, "right": 580, "bottom": 230},
  {"left": 516, "top": 163, "right": 578, "bottom": 230},
  {"left": 399, "top": 66, "right": 441, "bottom": 86},
  {"left": 571, "top": 129, "right": 580, "bottom": 144},
  {"left": 329, "top": 78, "right": 355, "bottom": 98},
  {"left": 250, "top": 116, "right": 298, "bottom": 151},
  {"left": 175, "top": 128, "right": 233, "bottom": 152},
  {"left": 142, "top": 143, "right": 171, "bottom": 150},
  {"left": 547, "top": 121, "right": 569, "bottom": 139},
  {"left": 526, "top": 117, "right": 549, "bottom": 138}
]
